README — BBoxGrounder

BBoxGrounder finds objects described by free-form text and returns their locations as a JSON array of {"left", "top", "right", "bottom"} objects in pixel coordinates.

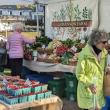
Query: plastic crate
[
  {"left": 64, "top": 73, "right": 78, "bottom": 91},
  {"left": 48, "top": 78, "right": 65, "bottom": 97},
  {"left": 65, "top": 88, "right": 77, "bottom": 101}
]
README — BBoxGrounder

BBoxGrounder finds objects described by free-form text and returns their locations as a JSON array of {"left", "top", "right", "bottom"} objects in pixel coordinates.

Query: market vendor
[
  {"left": 76, "top": 30, "right": 108, "bottom": 110},
  {"left": 6, "top": 22, "right": 35, "bottom": 77}
]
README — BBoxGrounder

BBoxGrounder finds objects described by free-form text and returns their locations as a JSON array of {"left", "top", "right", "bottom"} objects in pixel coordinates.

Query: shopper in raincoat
[{"left": 76, "top": 30, "right": 108, "bottom": 110}]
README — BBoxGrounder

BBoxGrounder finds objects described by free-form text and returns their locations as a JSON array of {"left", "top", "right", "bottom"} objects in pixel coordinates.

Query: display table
[
  {"left": 0, "top": 96, "right": 62, "bottom": 110},
  {"left": 23, "top": 60, "right": 75, "bottom": 73}
]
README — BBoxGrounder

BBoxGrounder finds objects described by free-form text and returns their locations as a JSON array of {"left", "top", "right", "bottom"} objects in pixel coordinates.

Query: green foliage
[
  {"left": 36, "top": 36, "right": 52, "bottom": 46},
  {"left": 62, "top": 38, "right": 74, "bottom": 48},
  {"left": 82, "top": 7, "right": 88, "bottom": 20},
  {"left": 30, "top": 42, "right": 42, "bottom": 50},
  {"left": 74, "top": 5, "right": 82, "bottom": 21},
  {"left": 61, "top": 52, "right": 73, "bottom": 65},
  {"left": 66, "top": 3, "right": 74, "bottom": 21},
  {"left": 60, "top": 6, "right": 66, "bottom": 21}
]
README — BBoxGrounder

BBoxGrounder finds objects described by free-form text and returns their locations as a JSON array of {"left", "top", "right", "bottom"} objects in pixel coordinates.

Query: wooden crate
[{"left": 0, "top": 96, "right": 62, "bottom": 110}]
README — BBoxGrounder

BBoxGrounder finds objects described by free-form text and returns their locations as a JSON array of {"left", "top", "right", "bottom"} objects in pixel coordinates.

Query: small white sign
[
  {"left": 71, "top": 46, "right": 77, "bottom": 52},
  {"left": 42, "top": 45, "right": 46, "bottom": 49},
  {"left": 3, "top": 78, "right": 8, "bottom": 85},
  {"left": 80, "top": 39, "right": 85, "bottom": 44},
  {"left": 25, "top": 78, "right": 31, "bottom": 86}
]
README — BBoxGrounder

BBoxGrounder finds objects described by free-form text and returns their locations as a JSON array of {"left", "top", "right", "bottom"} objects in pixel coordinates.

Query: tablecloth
[{"left": 23, "top": 60, "right": 75, "bottom": 73}]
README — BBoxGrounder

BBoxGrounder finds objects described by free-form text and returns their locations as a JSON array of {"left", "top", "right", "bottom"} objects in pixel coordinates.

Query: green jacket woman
[{"left": 76, "top": 30, "right": 108, "bottom": 110}]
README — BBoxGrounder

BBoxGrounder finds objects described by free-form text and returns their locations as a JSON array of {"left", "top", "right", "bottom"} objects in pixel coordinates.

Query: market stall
[
  {"left": 23, "top": 36, "right": 86, "bottom": 74},
  {"left": 0, "top": 75, "right": 62, "bottom": 110}
]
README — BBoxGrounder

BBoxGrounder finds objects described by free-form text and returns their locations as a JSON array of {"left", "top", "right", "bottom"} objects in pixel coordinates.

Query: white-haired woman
[
  {"left": 76, "top": 30, "right": 108, "bottom": 110},
  {"left": 6, "top": 22, "right": 35, "bottom": 77}
]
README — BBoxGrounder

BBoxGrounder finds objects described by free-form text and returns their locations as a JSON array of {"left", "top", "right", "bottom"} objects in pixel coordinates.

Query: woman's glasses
[{"left": 101, "top": 41, "right": 107, "bottom": 44}]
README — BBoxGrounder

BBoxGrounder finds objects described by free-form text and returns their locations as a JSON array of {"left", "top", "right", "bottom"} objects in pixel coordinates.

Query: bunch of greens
[
  {"left": 61, "top": 52, "right": 73, "bottom": 65},
  {"left": 36, "top": 36, "right": 52, "bottom": 46},
  {"left": 62, "top": 38, "right": 74, "bottom": 48}
]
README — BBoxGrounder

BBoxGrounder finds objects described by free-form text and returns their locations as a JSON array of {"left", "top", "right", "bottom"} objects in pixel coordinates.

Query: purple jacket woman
[
  {"left": 6, "top": 22, "right": 35, "bottom": 77},
  {"left": 6, "top": 32, "right": 34, "bottom": 58}
]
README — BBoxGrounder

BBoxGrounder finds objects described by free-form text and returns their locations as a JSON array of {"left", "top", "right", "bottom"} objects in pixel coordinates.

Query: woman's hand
[
  {"left": 89, "top": 84, "right": 97, "bottom": 94},
  {"left": 95, "top": 103, "right": 100, "bottom": 110}
]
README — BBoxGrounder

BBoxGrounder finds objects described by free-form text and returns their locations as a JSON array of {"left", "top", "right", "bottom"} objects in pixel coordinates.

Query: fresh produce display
[
  {"left": 56, "top": 45, "right": 68, "bottom": 56},
  {"left": 30, "top": 42, "right": 42, "bottom": 50},
  {"left": 61, "top": 52, "right": 74, "bottom": 65},
  {"left": 24, "top": 45, "right": 33, "bottom": 61},
  {"left": 0, "top": 76, "right": 52, "bottom": 105},
  {"left": 61, "top": 38, "right": 74, "bottom": 48},
  {"left": 23, "top": 35, "right": 87, "bottom": 65},
  {"left": 36, "top": 36, "right": 52, "bottom": 46},
  {"left": 48, "top": 39, "right": 62, "bottom": 49}
]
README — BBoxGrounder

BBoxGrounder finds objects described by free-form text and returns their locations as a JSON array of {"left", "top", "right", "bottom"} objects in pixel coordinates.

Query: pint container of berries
[
  {"left": 31, "top": 84, "right": 42, "bottom": 93},
  {"left": 7, "top": 85, "right": 23, "bottom": 96},
  {"left": 31, "top": 81, "right": 39, "bottom": 86},
  {"left": 2, "top": 92, "right": 10, "bottom": 102},
  {"left": 6, "top": 84, "right": 17, "bottom": 94},
  {"left": 5, "top": 96, "right": 18, "bottom": 105},
  {"left": 41, "top": 84, "right": 48, "bottom": 91},
  {"left": 0, "top": 90, "right": 6, "bottom": 100},
  {"left": 44, "top": 91, "right": 52, "bottom": 98},
  {"left": 28, "top": 93, "right": 36, "bottom": 102},
  {"left": 22, "top": 86, "right": 31, "bottom": 95},
  {"left": 18, "top": 95, "right": 28, "bottom": 103},
  {"left": 36, "top": 92, "right": 44, "bottom": 100}
]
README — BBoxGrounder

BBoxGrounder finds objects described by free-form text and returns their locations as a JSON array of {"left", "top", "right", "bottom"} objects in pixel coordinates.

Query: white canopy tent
[
  {"left": 0, "top": 0, "right": 110, "bottom": 39},
  {"left": 0, "top": 0, "right": 34, "bottom": 5}
]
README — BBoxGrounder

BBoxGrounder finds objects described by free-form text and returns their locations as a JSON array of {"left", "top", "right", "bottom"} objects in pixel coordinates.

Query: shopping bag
[{"left": 104, "top": 73, "right": 110, "bottom": 96}]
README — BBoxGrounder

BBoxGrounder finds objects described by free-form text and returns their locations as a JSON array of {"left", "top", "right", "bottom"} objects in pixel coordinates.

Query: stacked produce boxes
[{"left": 0, "top": 77, "right": 52, "bottom": 105}]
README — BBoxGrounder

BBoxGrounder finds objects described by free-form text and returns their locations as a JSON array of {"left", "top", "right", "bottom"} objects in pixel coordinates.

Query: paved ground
[{"left": 62, "top": 99, "right": 80, "bottom": 110}]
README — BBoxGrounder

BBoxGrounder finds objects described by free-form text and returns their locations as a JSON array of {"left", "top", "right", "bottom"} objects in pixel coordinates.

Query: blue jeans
[{"left": 102, "top": 96, "right": 110, "bottom": 110}]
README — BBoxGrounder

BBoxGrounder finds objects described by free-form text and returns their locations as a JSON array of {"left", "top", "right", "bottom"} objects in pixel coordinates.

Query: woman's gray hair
[
  {"left": 88, "top": 30, "right": 109, "bottom": 45},
  {"left": 12, "top": 22, "right": 24, "bottom": 31}
]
